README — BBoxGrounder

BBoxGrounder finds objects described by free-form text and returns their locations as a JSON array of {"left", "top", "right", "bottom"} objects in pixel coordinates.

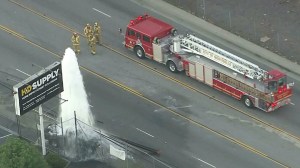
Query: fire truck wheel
[
  {"left": 134, "top": 46, "right": 145, "bottom": 59},
  {"left": 171, "top": 28, "right": 177, "bottom": 36},
  {"left": 154, "top": 37, "right": 160, "bottom": 44},
  {"left": 243, "top": 96, "right": 253, "bottom": 108},
  {"left": 167, "top": 61, "right": 178, "bottom": 73}
]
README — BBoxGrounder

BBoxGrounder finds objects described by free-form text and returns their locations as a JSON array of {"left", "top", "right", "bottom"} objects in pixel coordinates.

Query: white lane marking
[
  {"left": 92, "top": 8, "right": 111, "bottom": 18},
  {"left": 0, "top": 133, "right": 12, "bottom": 139},
  {"left": 290, "top": 102, "right": 295, "bottom": 105},
  {"left": 16, "top": 69, "right": 30, "bottom": 76},
  {"left": 136, "top": 128, "right": 154, "bottom": 137},
  {"left": 170, "top": 105, "right": 192, "bottom": 109},
  {"left": 191, "top": 155, "right": 216, "bottom": 168}
]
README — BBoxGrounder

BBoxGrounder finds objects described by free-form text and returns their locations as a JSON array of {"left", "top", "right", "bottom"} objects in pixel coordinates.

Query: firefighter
[
  {"left": 88, "top": 34, "right": 96, "bottom": 55},
  {"left": 94, "top": 22, "right": 102, "bottom": 45},
  {"left": 71, "top": 32, "right": 80, "bottom": 54},
  {"left": 84, "top": 24, "right": 93, "bottom": 43}
]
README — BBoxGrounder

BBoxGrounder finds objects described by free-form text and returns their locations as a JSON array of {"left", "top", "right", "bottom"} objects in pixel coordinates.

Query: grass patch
[{"left": 45, "top": 152, "right": 69, "bottom": 168}]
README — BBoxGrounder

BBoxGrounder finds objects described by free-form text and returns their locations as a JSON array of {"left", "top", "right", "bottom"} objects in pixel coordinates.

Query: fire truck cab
[
  {"left": 263, "top": 70, "right": 293, "bottom": 110},
  {"left": 124, "top": 14, "right": 181, "bottom": 72}
]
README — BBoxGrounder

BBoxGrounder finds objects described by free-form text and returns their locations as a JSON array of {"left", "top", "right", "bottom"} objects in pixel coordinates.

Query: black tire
[
  {"left": 171, "top": 28, "right": 177, "bottom": 36},
  {"left": 167, "top": 61, "right": 178, "bottom": 73},
  {"left": 153, "top": 37, "right": 160, "bottom": 44},
  {"left": 134, "top": 46, "right": 145, "bottom": 59},
  {"left": 243, "top": 96, "right": 253, "bottom": 108}
]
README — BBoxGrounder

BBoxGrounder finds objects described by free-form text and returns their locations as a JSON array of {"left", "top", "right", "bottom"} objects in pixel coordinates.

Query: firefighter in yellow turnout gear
[
  {"left": 71, "top": 32, "right": 80, "bottom": 54},
  {"left": 88, "top": 34, "right": 96, "bottom": 55},
  {"left": 94, "top": 22, "right": 102, "bottom": 45},
  {"left": 84, "top": 24, "right": 93, "bottom": 44}
]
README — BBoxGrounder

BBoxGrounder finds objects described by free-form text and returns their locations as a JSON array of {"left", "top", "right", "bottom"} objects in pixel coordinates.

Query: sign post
[{"left": 39, "top": 105, "right": 46, "bottom": 155}]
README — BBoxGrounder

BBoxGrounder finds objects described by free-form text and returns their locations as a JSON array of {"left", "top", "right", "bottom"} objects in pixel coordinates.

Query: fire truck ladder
[{"left": 180, "top": 34, "right": 267, "bottom": 80}]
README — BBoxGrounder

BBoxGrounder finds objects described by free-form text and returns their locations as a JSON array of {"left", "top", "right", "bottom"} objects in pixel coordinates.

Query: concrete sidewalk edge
[{"left": 131, "top": 0, "right": 300, "bottom": 78}]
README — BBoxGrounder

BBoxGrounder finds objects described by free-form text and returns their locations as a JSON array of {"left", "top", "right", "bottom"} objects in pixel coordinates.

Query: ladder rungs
[{"left": 181, "top": 34, "right": 267, "bottom": 79}]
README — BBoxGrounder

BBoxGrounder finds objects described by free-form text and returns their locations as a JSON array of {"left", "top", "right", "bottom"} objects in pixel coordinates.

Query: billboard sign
[{"left": 13, "top": 62, "right": 64, "bottom": 116}]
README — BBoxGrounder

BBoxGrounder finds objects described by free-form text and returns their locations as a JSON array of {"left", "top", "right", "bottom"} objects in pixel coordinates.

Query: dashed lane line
[
  {"left": 191, "top": 155, "right": 216, "bottom": 168},
  {"left": 92, "top": 8, "right": 112, "bottom": 18},
  {"left": 136, "top": 127, "right": 154, "bottom": 138}
]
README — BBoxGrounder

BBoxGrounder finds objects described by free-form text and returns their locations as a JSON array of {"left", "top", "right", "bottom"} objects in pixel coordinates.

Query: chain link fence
[
  {"left": 0, "top": 89, "right": 175, "bottom": 168},
  {"left": 44, "top": 113, "right": 175, "bottom": 168}
]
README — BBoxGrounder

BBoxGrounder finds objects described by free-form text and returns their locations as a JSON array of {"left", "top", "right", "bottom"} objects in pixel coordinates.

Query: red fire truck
[{"left": 124, "top": 14, "right": 293, "bottom": 112}]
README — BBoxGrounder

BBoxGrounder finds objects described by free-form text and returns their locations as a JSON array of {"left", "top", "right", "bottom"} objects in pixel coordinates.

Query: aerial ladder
[{"left": 180, "top": 34, "right": 267, "bottom": 80}]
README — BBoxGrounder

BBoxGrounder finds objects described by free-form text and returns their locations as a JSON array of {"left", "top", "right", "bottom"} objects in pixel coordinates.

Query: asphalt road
[{"left": 0, "top": 0, "right": 300, "bottom": 167}]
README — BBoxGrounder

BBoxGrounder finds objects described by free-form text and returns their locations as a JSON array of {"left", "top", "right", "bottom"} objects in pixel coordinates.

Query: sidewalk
[{"left": 132, "top": 0, "right": 300, "bottom": 79}]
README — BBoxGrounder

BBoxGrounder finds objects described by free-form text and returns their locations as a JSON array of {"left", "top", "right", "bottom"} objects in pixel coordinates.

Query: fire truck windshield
[
  {"left": 268, "top": 81, "right": 278, "bottom": 93},
  {"left": 278, "top": 76, "right": 287, "bottom": 87}
]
